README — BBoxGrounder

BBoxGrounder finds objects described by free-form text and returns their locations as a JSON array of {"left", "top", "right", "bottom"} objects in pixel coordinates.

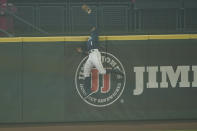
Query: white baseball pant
[{"left": 83, "top": 49, "right": 106, "bottom": 77}]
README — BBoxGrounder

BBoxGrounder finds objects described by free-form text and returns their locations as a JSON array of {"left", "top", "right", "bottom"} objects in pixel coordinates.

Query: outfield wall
[{"left": 0, "top": 34, "right": 197, "bottom": 123}]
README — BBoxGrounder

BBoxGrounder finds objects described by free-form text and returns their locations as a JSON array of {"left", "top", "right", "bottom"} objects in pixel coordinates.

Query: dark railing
[{"left": 0, "top": 0, "right": 197, "bottom": 37}]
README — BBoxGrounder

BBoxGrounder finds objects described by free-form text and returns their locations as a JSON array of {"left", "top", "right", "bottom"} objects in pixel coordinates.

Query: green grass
[{"left": 160, "top": 129, "right": 197, "bottom": 131}]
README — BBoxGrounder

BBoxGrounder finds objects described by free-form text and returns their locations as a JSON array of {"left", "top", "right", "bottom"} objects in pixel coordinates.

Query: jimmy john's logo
[
  {"left": 75, "top": 52, "right": 126, "bottom": 107},
  {"left": 133, "top": 65, "right": 197, "bottom": 95}
]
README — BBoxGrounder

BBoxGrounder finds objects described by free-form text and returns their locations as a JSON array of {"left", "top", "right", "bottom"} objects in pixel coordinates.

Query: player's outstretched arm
[{"left": 76, "top": 43, "right": 88, "bottom": 55}]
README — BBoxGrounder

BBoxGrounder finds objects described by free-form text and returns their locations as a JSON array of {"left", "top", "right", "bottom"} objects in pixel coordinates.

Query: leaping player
[{"left": 77, "top": 4, "right": 123, "bottom": 97}]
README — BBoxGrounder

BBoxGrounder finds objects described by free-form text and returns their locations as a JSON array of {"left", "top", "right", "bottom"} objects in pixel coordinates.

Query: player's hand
[{"left": 76, "top": 47, "right": 83, "bottom": 53}]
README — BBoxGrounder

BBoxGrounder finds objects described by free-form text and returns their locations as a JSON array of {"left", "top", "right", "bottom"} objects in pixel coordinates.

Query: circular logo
[{"left": 75, "top": 52, "right": 126, "bottom": 107}]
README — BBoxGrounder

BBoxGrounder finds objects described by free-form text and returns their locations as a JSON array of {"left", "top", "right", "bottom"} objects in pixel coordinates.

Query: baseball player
[
  {"left": 78, "top": 4, "right": 123, "bottom": 97},
  {"left": 80, "top": 4, "right": 106, "bottom": 97}
]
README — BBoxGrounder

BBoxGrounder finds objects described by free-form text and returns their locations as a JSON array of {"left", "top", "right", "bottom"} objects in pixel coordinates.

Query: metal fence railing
[{"left": 0, "top": 0, "right": 197, "bottom": 37}]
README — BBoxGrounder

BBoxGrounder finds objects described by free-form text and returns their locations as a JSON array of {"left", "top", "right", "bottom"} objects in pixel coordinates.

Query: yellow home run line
[{"left": 0, "top": 34, "right": 197, "bottom": 42}]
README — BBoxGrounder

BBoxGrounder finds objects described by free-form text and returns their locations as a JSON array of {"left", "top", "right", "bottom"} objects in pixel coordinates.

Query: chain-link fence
[{"left": 0, "top": 0, "right": 197, "bottom": 37}]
